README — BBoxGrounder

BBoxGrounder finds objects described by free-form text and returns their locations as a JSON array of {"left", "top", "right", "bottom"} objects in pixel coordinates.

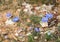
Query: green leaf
[
  {"left": 45, "top": 33, "right": 52, "bottom": 41},
  {"left": 58, "top": 26, "right": 60, "bottom": 31},
  {"left": 28, "top": 35, "right": 34, "bottom": 42},
  {"left": 30, "top": 15, "right": 41, "bottom": 24},
  {"left": 56, "top": 39, "right": 60, "bottom": 42}
]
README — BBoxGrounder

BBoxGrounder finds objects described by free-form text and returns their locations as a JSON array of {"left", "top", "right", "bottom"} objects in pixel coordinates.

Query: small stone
[
  {"left": 57, "top": 15, "right": 60, "bottom": 20},
  {"left": 45, "top": 39, "right": 47, "bottom": 41},
  {"left": 21, "top": 38, "right": 25, "bottom": 41},
  {"left": 0, "top": 29, "right": 1, "bottom": 32},
  {"left": 40, "top": 32, "right": 44, "bottom": 34},
  {"left": 5, "top": 19, "right": 14, "bottom": 25},
  {"left": 26, "top": 32, "right": 31, "bottom": 36},
  {"left": 0, "top": 24, "right": 1, "bottom": 26},
  {"left": 17, "top": 9, "right": 21, "bottom": 12},
  {"left": 40, "top": 22, "right": 48, "bottom": 27},
  {"left": 4, "top": 36, "right": 8, "bottom": 39},
  {"left": 15, "top": 33, "right": 19, "bottom": 36},
  {"left": 34, "top": 36, "right": 38, "bottom": 39},
  {"left": 57, "top": 23, "right": 60, "bottom": 26}
]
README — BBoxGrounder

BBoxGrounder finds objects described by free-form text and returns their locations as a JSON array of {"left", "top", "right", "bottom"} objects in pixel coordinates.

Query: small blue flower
[
  {"left": 41, "top": 17, "right": 48, "bottom": 22},
  {"left": 34, "top": 27, "right": 40, "bottom": 32},
  {"left": 45, "top": 13, "right": 53, "bottom": 19},
  {"left": 6, "top": 13, "right": 11, "bottom": 18},
  {"left": 12, "top": 17, "right": 19, "bottom": 22}
]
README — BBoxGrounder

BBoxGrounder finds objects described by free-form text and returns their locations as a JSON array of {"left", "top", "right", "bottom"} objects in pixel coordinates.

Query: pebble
[
  {"left": 34, "top": 36, "right": 38, "bottom": 39},
  {"left": 26, "top": 32, "right": 31, "bottom": 36},
  {"left": 5, "top": 19, "right": 14, "bottom": 25},
  {"left": 4, "top": 35, "right": 8, "bottom": 39},
  {"left": 15, "top": 33, "right": 19, "bottom": 36}
]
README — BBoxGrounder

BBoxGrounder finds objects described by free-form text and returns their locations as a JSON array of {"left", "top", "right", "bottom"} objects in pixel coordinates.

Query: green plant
[
  {"left": 58, "top": 26, "right": 60, "bottom": 31},
  {"left": 19, "top": 10, "right": 24, "bottom": 17},
  {"left": 17, "top": 22, "right": 20, "bottom": 26},
  {"left": 45, "top": 33, "right": 52, "bottom": 41},
  {"left": 10, "top": 39, "right": 17, "bottom": 42},
  {"left": 32, "top": 30, "right": 40, "bottom": 36},
  {"left": 56, "top": 38, "right": 60, "bottom": 42},
  {"left": 29, "top": 0, "right": 39, "bottom": 4},
  {"left": 0, "top": 0, "right": 5, "bottom": 5},
  {"left": 30, "top": 15, "right": 41, "bottom": 24},
  {"left": 28, "top": 35, "right": 34, "bottom": 42},
  {"left": 26, "top": 22, "right": 32, "bottom": 26},
  {"left": 0, "top": 1, "right": 2, "bottom": 5}
]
